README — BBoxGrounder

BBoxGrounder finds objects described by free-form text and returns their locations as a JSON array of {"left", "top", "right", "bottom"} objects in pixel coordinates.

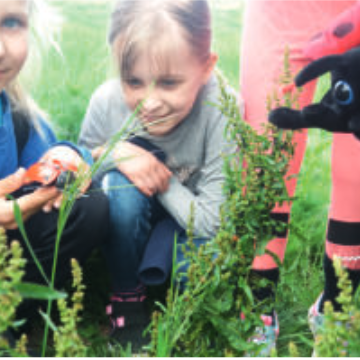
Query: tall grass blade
[{"left": 9, "top": 195, "right": 50, "bottom": 285}]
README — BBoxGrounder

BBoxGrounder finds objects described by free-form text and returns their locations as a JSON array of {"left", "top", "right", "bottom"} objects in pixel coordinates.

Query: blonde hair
[
  {"left": 108, "top": 0, "right": 212, "bottom": 79},
  {"left": 5, "top": 0, "right": 62, "bottom": 126}
]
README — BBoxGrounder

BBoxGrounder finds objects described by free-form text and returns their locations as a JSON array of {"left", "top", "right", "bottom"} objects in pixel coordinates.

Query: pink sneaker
[{"left": 106, "top": 294, "right": 150, "bottom": 353}]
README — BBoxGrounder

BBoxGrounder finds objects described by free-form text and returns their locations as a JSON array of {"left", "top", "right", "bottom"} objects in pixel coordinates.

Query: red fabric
[
  {"left": 252, "top": 238, "right": 287, "bottom": 270},
  {"left": 330, "top": 134, "right": 360, "bottom": 222},
  {"left": 326, "top": 241, "right": 360, "bottom": 270},
  {"left": 304, "top": 1, "right": 360, "bottom": 60},
  {"left": 240, "top": 0, "right": 356, "bottom": 271}
]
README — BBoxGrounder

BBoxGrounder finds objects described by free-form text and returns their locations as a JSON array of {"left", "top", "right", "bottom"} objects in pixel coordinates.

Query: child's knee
[{"left": 101, "top": 170, "right": 151, "bottom": 227}]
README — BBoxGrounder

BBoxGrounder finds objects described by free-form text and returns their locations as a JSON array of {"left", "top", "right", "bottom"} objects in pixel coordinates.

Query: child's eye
[
  {"left": 2, "top": 17, "right": 25, "bottom": 29},
  {"left": 159, "top": 79, "right": 178, "bottom": 88},
  {"left": 124, "top": 77, "right": 143, "bottom": 88}
]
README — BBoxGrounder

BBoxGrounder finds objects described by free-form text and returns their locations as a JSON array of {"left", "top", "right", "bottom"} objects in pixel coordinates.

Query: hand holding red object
[
  {"left": 24, "top": 146, "right": 91, "bottom": 212},
  {"left": 0, "top": 169, "right": 59, "bottom": 229}
]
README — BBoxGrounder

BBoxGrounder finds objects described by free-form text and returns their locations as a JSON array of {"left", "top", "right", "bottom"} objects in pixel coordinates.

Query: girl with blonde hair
[
  {"left": 79, "top": 0, "right": 235, "bottom": 350},
  {"left": 1, "top": 0, "right": 108, "bottom": 343}
]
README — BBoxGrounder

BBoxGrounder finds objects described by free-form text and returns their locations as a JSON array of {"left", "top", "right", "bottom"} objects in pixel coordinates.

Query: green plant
[
  {"left": 0, "top": 221, "right": 97, "bottom": 357},
  {"left": 53, "top": 259, "right": 87, "bottom": 357},
  {"left": 314, "top": 256, "right": 360, "bottom": 357},
  {"left": 148, "top": 49, "right": 297, "bottom": 357},
  {"left": 288, "top": 341, "right": 299, "bottom": 357},
  {"left": 0, "top": 228, "right": 27, "bottom": 357},
  {"left": 0, "top": 223, "right": 69, "bottom": 357}
]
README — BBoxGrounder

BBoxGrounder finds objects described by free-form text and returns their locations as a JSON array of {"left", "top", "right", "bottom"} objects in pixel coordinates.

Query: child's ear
[{"left": 202, "top": 53, "right": 218, "bottom": 84}]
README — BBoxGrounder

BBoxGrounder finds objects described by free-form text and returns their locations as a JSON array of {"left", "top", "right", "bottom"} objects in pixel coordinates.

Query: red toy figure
[{"left": 24, "top": 158, "right": 78, "bottom": 189}]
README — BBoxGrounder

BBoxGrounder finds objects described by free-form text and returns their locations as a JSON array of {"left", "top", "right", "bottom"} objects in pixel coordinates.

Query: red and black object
[
  {"left": 304, "top": 2, "right": 360, "bottom": 60},
  {"left": 24, "top": 158, "right": 78, "bottom": 190},
  {"left": 269, "top": 46, "right": 360, "bottom": 140}
]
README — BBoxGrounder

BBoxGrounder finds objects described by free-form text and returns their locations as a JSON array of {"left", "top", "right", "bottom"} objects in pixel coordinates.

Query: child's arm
[
  {"left": 111, "top": 141, "right": 172, "bottom": 197},
  {"left": 0, "top": 168, "right": 59, "bottom": 229},
  {"left": 158, "top": 113, "right": 231, "bottom": 238}
]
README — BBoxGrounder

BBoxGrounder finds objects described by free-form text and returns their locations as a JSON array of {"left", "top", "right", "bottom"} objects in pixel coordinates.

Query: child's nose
[{"left": 142, "top": 97, "right": 161, "bottom": 113}]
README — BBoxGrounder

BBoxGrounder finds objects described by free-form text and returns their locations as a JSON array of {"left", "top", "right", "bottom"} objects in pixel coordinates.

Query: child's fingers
[
  {"left": 42, "top": 193, "right": 63, "bottom": 212},
  {"left": 126, "top": 174, "right": 154, "bottom": 197},
  {"left": 0, "top": 186, "right": 59, "bottom": 229},
  {"left": 134, "top": 178, "right": 153, "bottom": 197},
  {"left": 145, "top": 163, "right": 171, "bottom": 194},
  {"left": 154, "top": 166, "right": 172, "bottom": 193},
  {"left": 0, "top": 201, "right": 22, "bottom": 229},
  {"left": 0, "top": 168, "right": 27, "bottom": 196},
  {"left": 91, "top": 146, "right": 105, "bottom": 160},
  {"left": 131, "top": 163, "right": 171, "bottom": 195},
  {"left": 18, "top": 187, "right": 60, "bottom": 218},
  {"left": 42, "top": 201, "right": 54, "bottom": 213},
  {"left": 147, "top": 174, "right": 167, "bottom": 194},
  {"left": 78, "top": 174, "right": 91, "bottom": 195},
  {"left": 54, "top": 194, "right": 63, "bottom": 209}
]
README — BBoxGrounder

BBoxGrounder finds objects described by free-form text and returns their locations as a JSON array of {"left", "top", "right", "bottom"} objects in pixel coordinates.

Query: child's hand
[
  {"left": 91, "top": 146, "right": 105, "bottom": 160},
  {"left": 0, "top": 168, "right": 59, "bottom": 229},
  {"left": 39, "top": 146, "right": 91, "bottom": 211},
  {"left": 113, "top": 142, "right": 172, "bottom": 197}
]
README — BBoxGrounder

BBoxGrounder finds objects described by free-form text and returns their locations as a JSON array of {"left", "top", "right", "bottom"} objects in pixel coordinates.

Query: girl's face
[
  {"left": 121, "top": 30, "right": 217, "bottom": 136},
  {"left": 0, "top": 0, "right": 29, "bottom": 91}
]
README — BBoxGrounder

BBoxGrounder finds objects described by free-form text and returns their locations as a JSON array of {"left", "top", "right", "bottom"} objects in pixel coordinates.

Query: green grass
[
  {"left": 25, "top": 0, "right": 331, "bottom": 356},
  {"left": 28, "top": 1, "right": 113, "bottom": 142},
  {"left": 211, "top": 2, "right": 243, "bottom": 89}
]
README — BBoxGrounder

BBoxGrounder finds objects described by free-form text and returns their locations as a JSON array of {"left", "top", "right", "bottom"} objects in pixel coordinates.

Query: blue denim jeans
[{"left": 101, "top": 170, "right": 208, "bottom": 294}]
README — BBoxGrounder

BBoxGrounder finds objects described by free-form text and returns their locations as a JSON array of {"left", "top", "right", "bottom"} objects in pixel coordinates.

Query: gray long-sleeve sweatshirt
[{"left": 78, "top": 75, "right": 236, "bottom": 238}]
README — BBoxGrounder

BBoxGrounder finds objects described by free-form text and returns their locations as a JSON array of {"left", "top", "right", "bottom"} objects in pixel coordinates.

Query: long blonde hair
[{"left": 5, "top": 0, "right": 62, "bottom": 126}]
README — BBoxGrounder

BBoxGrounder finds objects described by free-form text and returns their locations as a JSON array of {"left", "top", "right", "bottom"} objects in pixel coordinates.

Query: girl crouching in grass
[{"left": 79, "top": 0, "right": 237, "bottom": 351}]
